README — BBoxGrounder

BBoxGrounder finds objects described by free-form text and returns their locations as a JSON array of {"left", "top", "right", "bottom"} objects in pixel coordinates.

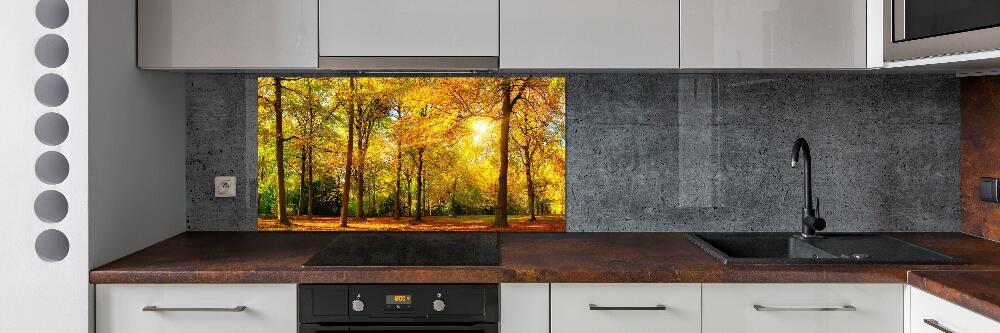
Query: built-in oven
[
  {"left": 885, "top": 0, "right": 1000, "bottom": 61},
  {"left": 299, "top": 284, "right": 498, "bottom": 333}
]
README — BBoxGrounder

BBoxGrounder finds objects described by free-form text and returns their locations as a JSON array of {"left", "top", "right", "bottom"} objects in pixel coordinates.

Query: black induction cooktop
[{"left": 303, "top": 232, "right": 500, "bottom": 266}]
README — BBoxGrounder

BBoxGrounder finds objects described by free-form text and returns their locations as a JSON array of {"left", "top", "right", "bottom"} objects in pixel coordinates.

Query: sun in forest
[
  {"left": 256, "top": 76, "right": 566, "bottom": 232},
  {"left": 468, "top": 117, "right": 495, "bottom": 145}
]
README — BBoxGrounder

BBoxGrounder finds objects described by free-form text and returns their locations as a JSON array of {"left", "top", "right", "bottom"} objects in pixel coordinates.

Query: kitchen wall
[
  {"left": 960, "top": 76, "right": 1000, "bottom": 241},
  {"left": 89, "top": 0, "right": 187, "bottom": 268},
  {"left": 186, "top": 73, "right": 960, "bottom": 232}
]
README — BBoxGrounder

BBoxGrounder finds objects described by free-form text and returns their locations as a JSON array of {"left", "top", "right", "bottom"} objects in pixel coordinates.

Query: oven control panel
[
  {"left": 298, "top": 284, "right": 498, "bottom": 323},
  {"left": 384, "top": 294, "right": 414, "bottom": 311}
]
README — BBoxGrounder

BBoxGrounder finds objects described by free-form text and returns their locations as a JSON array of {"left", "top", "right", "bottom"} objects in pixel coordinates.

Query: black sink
[{"left": 687, "top": 233, "right": 965, "bottom": 265}]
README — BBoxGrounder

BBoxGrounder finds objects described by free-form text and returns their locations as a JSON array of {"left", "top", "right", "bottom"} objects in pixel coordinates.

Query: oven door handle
[{"left": 348, "top": 323, "right": 497, "bottom": 331}]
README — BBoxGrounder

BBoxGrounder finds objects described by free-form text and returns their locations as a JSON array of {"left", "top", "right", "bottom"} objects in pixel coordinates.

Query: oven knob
[
  {"left": 351, "top": 299, "right": 365, "bottom": 312},
  {"left": 432, "top": 299, "right": 446, "bottom": 312}
]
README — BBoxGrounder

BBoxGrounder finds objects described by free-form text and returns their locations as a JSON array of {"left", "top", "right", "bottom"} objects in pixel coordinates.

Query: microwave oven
[{"left": 884, "top": 0, "right": 1000, "bottom": 62}]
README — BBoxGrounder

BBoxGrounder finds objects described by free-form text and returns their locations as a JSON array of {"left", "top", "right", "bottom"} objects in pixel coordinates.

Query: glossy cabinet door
[
  {"left": 702, "top": 283, "right": 903, "bottom": 333},
  {"left": 681, "top": 0, "right": 868, "bottom": 68},
  {"left": 319, "top": 0, "right": 499, "bottom": 57},
  {"left": 500, "top": 283, "right": 549, "bottom": 333},
  {"left": 550, "top": 283, "right": 700, "bottom": 333},
  {"left": 96, "top": 284, "right": 297, "bottom": 333},
  {"left": 910, "top": 287, "right": 1000, "bottom": 333},
  {"left": 500, "top": 0, "right": 680, "bottom": 69},
  {"left": 138, "top": 0, "right": 318, "bottom": 69}
]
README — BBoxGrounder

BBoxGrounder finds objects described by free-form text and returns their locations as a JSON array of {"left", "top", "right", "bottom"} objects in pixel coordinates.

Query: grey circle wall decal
[
  {"left": 35, "top": 73, "right": 69, "bottom": 107},
  {"left": 35, "top": 34, "right": 69, "bottom": 68},
  {"left": 35, "top": 229, "right": 69, "bottom": 262},
  {"left": 36, "top": 0, "right": 69, "bottom": 29},
  {"left": 35, "top": 151, "right": 69, "bottom": 185},
  {"left": 35, "top": 112, "right": 69, "bottom": 146},
  {"left": 34, "top": 190, "right": 68, "bottom": 223}
]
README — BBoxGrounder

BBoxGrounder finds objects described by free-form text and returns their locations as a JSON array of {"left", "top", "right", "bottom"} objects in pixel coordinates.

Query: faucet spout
[{"left": 791, "top": 138, "right": 825, "bottom": 237}]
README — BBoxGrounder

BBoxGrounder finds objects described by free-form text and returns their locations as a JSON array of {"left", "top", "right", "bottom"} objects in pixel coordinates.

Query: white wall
[
  {"left": 88, "top": 0, "right": 187, "bottom": 269},
  {"left": 0, "top": 0, "right": 185, "bottom": 331},
  {"left": 0, "top": 0, "right": 89, "bottom": 331}
]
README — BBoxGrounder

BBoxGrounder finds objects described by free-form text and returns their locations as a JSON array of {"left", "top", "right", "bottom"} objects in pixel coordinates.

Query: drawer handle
[
  {"left": 589, "top": 304, "right": 667, "bottom": 311},
  {"left": 753, "top": 305, "right": 856, "bottom": 312},
  {"left": 142, "top": 306, "right": 247, "bottom": 312},
  {"left": 923, "top": 319, "right": 955, "bottom": 333}
]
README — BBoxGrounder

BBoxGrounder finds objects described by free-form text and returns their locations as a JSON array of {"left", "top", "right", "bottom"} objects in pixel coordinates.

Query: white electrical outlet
[{"left": 215, "top": 176, "right": 236, "bottom": 197}]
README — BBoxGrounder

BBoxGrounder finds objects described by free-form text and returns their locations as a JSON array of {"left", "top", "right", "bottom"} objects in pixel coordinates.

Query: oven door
[
  {"left": 885, "top": 0, "right": 1000, "bottom": 61},
  {"left": 300, "top": 323, "right": 498, "bottom": 333}
]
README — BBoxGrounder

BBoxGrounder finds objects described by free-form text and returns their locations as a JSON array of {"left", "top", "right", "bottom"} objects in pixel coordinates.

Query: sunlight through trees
[{"left": 257, "top": 77, "right": 566, "bottom": 232}]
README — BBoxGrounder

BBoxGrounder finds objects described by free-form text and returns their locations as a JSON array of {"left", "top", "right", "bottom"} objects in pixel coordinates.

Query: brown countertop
[
  {"left": 91, "top": 232, "right": 1000, "bottom": 285},
  {"left": 908, "top": 270, "right": 1000, "bottom": 322}
]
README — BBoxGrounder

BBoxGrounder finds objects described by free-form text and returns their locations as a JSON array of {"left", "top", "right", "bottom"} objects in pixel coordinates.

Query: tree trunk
[
  {"left": 307, "top": 146, "right": 314, "bottom": 220},
  {"left": 356, "top": 163, "right": 366, "bottom": 220},
  {"left": 297, "top": 146, "right": 306, "bottom": 216},
  {"left": 274, "top": 77, "right": 290, "bottom": 226},
  {"left": 523, "top": 145, "right": 536, "bottom": 222},
  {"left": 339, "top": 78, "right": 357, "bottom": 227},
  {"left": 307, "top": 94, "right": 315, "bottom": 220},
  {"left": 355, "top": 133, "right": 367, "bottom": 220},
  {"left": 393, "top": 149, "right": 402, "bottom": 220},
  {"left": 414, "top": 148, "right": 424, "bottom": 222},
  {"left": 449, "top": 181, "right": 457, "bottom": 217},
  {"left": 405, "top": 174, "right": 412, "bottom": 217},
  {"left": 495, "top": 80, "right": 513, "bottom": 227}
]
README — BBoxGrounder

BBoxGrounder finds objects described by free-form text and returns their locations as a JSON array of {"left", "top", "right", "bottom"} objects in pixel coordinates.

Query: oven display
[
  {"left": 384, "top": 295, "right": 413, "bottom": 311},
  {"left": 386, "top": 295, "right": 412, "bottom": 305}
]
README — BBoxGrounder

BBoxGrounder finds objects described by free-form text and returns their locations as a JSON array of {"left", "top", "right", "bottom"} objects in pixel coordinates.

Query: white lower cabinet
[
  {"left": 500, "top": 283, "right": 549, "bottom": 333},
  {"left": 550, "top": 283, "right": 701, "bottom": 333},
  {"left": 702, "top": 283, "right": 903, "bottom": 333},
  {"left": 910, "top": 286, "right": 1000, "bottom": 333},
  {"left": 96, "top": 284, "right": 297, "bottom": 333},
  {"left": 94, "top": 282, "right": 1000, "bottom": 333}
]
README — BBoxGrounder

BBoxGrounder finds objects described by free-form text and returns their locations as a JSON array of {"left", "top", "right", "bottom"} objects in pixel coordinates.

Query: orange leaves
[
  {"left": 257, "top": 76, "right": 567, "bottom": 231},
  {"left": 259, "top": 215, "right": 566, "bottom": 232}
]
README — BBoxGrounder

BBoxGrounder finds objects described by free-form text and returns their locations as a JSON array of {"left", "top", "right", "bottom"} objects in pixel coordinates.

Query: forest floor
[{"left": 258, "top": 214, "right": 566, "bottom": 232}]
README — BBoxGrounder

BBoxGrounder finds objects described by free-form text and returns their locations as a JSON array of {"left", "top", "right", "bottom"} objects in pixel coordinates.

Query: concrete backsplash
[{"left": 187, "top": 73, "right": 960, "bottom": 232}]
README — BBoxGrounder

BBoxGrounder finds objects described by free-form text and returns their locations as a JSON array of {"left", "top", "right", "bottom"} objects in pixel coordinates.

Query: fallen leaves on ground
[{"left": 258, "top": 215, "right": 566, "bottom": 232}]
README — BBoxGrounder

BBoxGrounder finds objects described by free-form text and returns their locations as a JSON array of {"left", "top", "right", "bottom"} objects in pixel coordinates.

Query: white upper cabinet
[
  {"left": 680, "top": 0, "right": 870, "bottom": 68},
  {"left": 138, "top": 0, "right": 318, "bottom": 69},
  {"left": 319, "top": 0, "right": 500, "bottom": 57},
  {"left": 500, "top": 0, "right": 680, "bottom": 69}
]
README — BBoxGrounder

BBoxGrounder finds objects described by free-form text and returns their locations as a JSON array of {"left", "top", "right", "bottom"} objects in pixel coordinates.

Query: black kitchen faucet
[{"left": 791, "top": 138, "right": 826, "bottom": 238}]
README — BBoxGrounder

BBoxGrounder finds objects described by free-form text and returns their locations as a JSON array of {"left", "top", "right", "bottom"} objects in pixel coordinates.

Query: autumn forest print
[{"left": 257, "top": 77, "right": 566, "bottom": 232}]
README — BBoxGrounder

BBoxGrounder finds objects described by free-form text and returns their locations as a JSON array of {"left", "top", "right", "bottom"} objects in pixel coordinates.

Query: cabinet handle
[
  {"left": 142, "top": 306, "right": 247, "bottom": 312},
  {"left": 589, "top": 304, "right": 667, "bottom": 311},
  {"left": 753, "top": 305, "right": 856, "bottom": 312},
  {"left": 923, "top": 319, "right": 955, "bottom": 333}
]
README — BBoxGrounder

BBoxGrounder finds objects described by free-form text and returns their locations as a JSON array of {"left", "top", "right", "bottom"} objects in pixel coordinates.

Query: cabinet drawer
[
  {"left": 96, "top": 284, "right": 296, "bottom": 333},
  {"left": 703, "top": 283, "right": 903, "bottom": 333},
  {"left": 550, "top": 283, "right": 700, "bottom": 333},
  {"left": 910, "top": 287, "right": 1000, "bottom": 333}
]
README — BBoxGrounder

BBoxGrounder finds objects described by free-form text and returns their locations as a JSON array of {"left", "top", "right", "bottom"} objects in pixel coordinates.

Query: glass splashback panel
[{"left": 256, "top": 77, "right": 566, "bottom": 232}]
